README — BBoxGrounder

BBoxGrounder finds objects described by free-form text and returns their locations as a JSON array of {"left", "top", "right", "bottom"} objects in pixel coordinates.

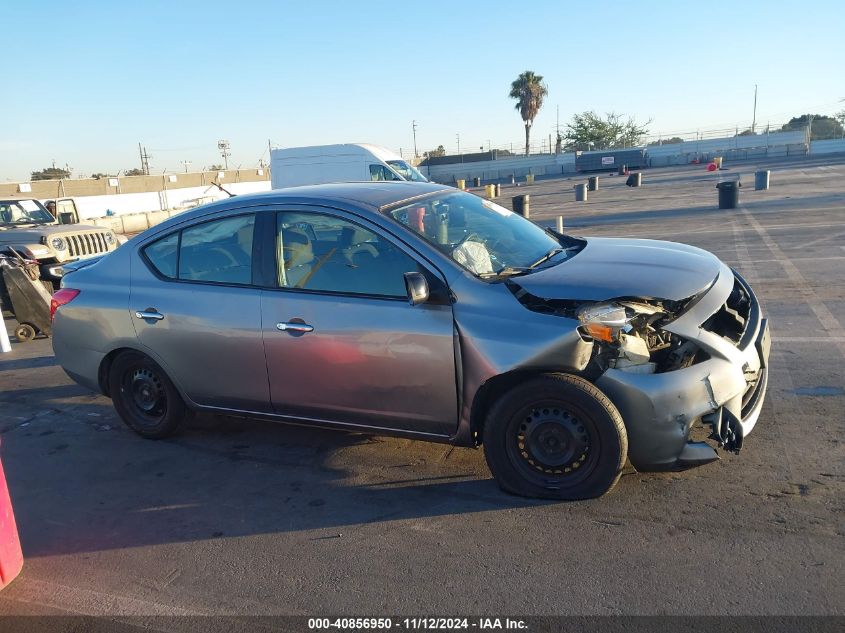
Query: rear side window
[
  {"left": 179, "top": 215, "right": 255, "bottom": 284},
  {"left": 144, "top": 233, "right": 179, "bottom": 278},
  {"left": 141, "top": 214, "right": 255, "bottom": 284}
]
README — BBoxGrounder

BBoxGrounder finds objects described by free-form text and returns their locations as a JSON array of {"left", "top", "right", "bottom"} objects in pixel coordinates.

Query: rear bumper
[{"left": 596, "top": 271, "right": 770, "bottom": 470}]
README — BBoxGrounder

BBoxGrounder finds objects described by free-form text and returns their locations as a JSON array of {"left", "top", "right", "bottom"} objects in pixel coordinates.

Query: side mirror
[{"left": 404, "top": 272, "right": 429, "bottom": 306}]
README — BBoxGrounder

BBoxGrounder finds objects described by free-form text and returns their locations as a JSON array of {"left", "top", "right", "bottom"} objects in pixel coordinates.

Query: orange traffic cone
[{"left": 0, "top": 440, "right": 23, "bottom": 590}]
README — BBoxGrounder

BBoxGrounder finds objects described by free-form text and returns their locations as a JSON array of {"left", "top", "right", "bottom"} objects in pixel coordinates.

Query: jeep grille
[{"left": 66, "top": 232, "right": 111, "bottom": 257}]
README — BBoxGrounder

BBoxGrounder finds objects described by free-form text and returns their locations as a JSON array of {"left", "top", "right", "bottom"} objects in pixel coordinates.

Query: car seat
[
  {"left": 339, "top": 226, "right": 378, "bottom": 267},
  {"left": 281, "top": 228, "right": 315, "bottom": 287}
]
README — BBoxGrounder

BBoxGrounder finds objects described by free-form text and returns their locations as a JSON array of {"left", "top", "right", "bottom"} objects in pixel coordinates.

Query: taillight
[{"left": 50, "top": 288, "right": 80, "bottom": 322}]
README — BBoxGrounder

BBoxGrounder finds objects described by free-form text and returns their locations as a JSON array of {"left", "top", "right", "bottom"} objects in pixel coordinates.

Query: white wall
[
  {"left": 810, "top": 139, "right": 845, "bottom": 155},
  {"left": 425, "top": 154, "right": 574, "bottom": 184},
  {"left": 41, "top": 181, "right": 272, "bottom": 220},
  {"left": 424, "top": 130, "right": 813, "bottom": 183}
]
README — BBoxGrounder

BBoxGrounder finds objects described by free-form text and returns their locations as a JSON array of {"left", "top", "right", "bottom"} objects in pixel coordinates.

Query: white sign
[
  {"left": 168, "top": 174, "right": 178, "bottom": 183},
  {"left": 218, "top": 171, "right": 226, "bottom": 179},
  {"left": 108, "top": 178, "right": 119, "bottom": 187},
  {"left": 601, "top": 156, "right": 615, "bottom": 165},
  {"left": 18, "top": 183, "right": 32, "bottom": 193}
]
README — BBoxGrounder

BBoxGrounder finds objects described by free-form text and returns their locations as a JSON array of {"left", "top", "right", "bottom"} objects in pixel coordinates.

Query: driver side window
[{"left": 276, "top": 211, "right": 419, "bottom": 297}]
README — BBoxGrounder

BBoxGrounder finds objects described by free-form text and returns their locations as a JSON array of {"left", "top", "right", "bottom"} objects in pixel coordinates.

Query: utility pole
[
  {"left": 412, "top": 120, "right": 418, "bottom": 158},
  {"left": 555, "top": 105, "right": 561, "bottom": 154},
  {"left": 456, "top": 133, "right": 460, "bottom": 155},
  {"left": 138, "top": 143, "right": 151, "bottom": 175},
  {"left": 752, "top": 84, "right": 758, "bottom": 133},
  {"left": 180, "top": 160, "right": 192, "bottom": 173},
  {"left": 217, "top": 140, "right": 231, "bottom": 170}
]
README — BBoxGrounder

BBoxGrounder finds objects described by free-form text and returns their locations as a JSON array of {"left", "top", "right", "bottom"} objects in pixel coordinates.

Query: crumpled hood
[{"left": 511, "top": 237, "right": 722, "bottom": 302}]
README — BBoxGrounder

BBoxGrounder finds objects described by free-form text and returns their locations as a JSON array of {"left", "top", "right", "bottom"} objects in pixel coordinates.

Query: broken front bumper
[{"left": 595, "top": 268, "right": 770, "bottom": 470}]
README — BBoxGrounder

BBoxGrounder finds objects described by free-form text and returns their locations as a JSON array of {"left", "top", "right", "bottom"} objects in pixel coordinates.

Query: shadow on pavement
[
  {"left": 4, "top": 409, "right": 543, "bottom": 559},
  {"left": 0, "top": 356, "right": 57, "bottom": 373}
]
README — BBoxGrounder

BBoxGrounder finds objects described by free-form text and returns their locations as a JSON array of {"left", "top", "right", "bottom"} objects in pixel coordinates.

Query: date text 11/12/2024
[{"left": 308, "top": 618, "right": 528, "bottom": 630}]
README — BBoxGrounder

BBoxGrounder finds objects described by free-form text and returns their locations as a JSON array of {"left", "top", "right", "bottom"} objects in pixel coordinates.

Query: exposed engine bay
[{"left": 506, "top": 285, "right": 705, "bottom": 375}]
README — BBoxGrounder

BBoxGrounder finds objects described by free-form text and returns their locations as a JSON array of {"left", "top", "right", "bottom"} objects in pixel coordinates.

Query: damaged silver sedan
[{"left": 52, "top": 182, "right": 770, "bottom": 499}]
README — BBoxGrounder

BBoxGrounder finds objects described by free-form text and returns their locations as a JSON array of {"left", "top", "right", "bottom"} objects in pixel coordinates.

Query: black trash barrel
[
  {"left": 512, "top": 194, "right": 530, "bottom": 218},
  {"left": 574, "top": 183, "right": 588, "bottom": 202},
  {"left": 473, "top": 177, "right": 481, "bottom": 187},
  {"left": 1, "top": 267, "right": 52, "bottom": 338},
  {"left": 626, "top": 172, "right": 642, "bottom": 187},
  {"left": 587, "top": 176, "right": 599, "bottom": 191},
  {"left": 716, "top": 180, "right": 741, "bottom": 209},
  {"left": 755, "top": 170, "right": 770, "bottom": 191}
]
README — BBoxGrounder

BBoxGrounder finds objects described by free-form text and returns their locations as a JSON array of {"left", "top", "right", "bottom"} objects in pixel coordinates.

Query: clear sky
[{"left": 2, "top": 0, "right": 843, "bottom": 181}]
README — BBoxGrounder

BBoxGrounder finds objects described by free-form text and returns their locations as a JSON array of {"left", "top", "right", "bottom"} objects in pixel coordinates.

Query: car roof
[
  {"left": 159, "top": 181, "right": 452, "bottom": 229},
  {"left": 240, "top": 181, "right": 449, "bottom": 211}
]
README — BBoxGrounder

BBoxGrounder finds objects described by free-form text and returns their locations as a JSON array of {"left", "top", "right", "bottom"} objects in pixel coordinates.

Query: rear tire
[
  {"left": 483, "top": 373, "right": 627, "bottom": 500},
  {"left": 108, "top": 351, "right": 187, "bottom": 439}
]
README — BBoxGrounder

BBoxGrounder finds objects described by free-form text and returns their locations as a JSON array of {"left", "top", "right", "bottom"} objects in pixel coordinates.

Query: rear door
[
  {"left": 260, "top": 207, "right": 458, "bottom": 436},
  {"left": 130, "top": 212, "right": 271, "bottom": 412}
]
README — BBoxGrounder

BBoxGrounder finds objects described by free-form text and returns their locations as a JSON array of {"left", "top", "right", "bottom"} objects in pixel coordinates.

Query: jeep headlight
[
  {"left": 104, "top": 232, "right": 116, "bottom": 246},
  {"left": 50, "top": 236, "right": 67, "bottom": 251}
]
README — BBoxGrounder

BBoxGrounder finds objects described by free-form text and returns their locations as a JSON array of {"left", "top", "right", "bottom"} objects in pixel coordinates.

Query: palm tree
[{"left": 509, "top": 71, "right": 548, "bottom": 155}]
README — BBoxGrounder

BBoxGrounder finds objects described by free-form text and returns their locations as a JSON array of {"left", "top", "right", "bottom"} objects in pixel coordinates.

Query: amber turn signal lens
[{"left": 582, "top": 323, "right": 615, "bottom": 342}]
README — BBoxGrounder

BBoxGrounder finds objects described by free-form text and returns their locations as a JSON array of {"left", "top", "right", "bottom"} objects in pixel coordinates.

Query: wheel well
[
  {"left": 98, "top": 347, "right": 137, "bottom": 396},
  {"left": 470, "top": 369, "right": 584, "bottom": 445}
]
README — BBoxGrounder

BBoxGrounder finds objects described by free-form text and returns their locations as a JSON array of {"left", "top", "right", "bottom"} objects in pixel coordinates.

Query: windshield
[
  {"left": 386, "top": 160, "right": 428, "bottom": 182},
  {"left": 0, "top": 200, "right": 55, "bottom": 226},
  {"left": 388, "top": 191, "right": 575, "bottom": 276}
]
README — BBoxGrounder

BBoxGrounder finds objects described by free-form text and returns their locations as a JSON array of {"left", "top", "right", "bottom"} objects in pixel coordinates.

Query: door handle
[
  {"left": 277, "top": 321, "right": 314, "bottom": 333},
  {"left": 135, "top": 310, "right": 165, "bottom": 321}
]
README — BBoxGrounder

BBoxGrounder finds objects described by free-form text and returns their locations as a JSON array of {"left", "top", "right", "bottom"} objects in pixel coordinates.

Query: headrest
[
  {"left": 340, "top": 226, "right": 373, "bottom": 247},
  {"left": 282, "top": 228, "right": 313, "bottom": 268}
]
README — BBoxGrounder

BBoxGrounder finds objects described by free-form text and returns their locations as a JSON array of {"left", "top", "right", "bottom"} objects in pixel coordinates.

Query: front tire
[
  {"left": 483, "top": 373, "right": 627, "bottom": 500},
  {"left": 108, "top": 351, "right": 187, "bottom": 439}
]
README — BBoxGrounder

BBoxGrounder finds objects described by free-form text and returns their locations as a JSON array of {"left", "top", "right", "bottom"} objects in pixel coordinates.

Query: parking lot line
[{"left": 740, "top": 207, "right": 845, "bottom": 359}]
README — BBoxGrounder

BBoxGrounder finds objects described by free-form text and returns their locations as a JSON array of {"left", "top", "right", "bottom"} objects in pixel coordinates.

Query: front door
[{"left": 261, "top": 209, "right": 457, "bottom": 437}]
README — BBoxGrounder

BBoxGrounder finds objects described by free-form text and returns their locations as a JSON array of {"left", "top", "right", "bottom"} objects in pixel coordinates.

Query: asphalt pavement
[{"left": 0, "top": 156, "right": 843, "bottom": 620}]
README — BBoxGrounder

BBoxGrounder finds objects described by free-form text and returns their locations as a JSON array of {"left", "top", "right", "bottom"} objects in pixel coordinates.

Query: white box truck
[{"left": 270, "top": 143, "right": 428, "bottom": 189}]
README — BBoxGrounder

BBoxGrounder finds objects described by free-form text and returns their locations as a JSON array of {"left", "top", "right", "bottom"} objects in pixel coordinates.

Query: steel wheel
[
  {"left": 483, "top": 373, "right": 627, "bottom": 500},
  {"left": 109, "top": 351, "right": 187, "bottom": 439},
  {"left": 508, "top": 404, "right": 598, "bottom": 486},
  {"left": 126, "top": 367, "right": 168, "bottom": 422}
]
